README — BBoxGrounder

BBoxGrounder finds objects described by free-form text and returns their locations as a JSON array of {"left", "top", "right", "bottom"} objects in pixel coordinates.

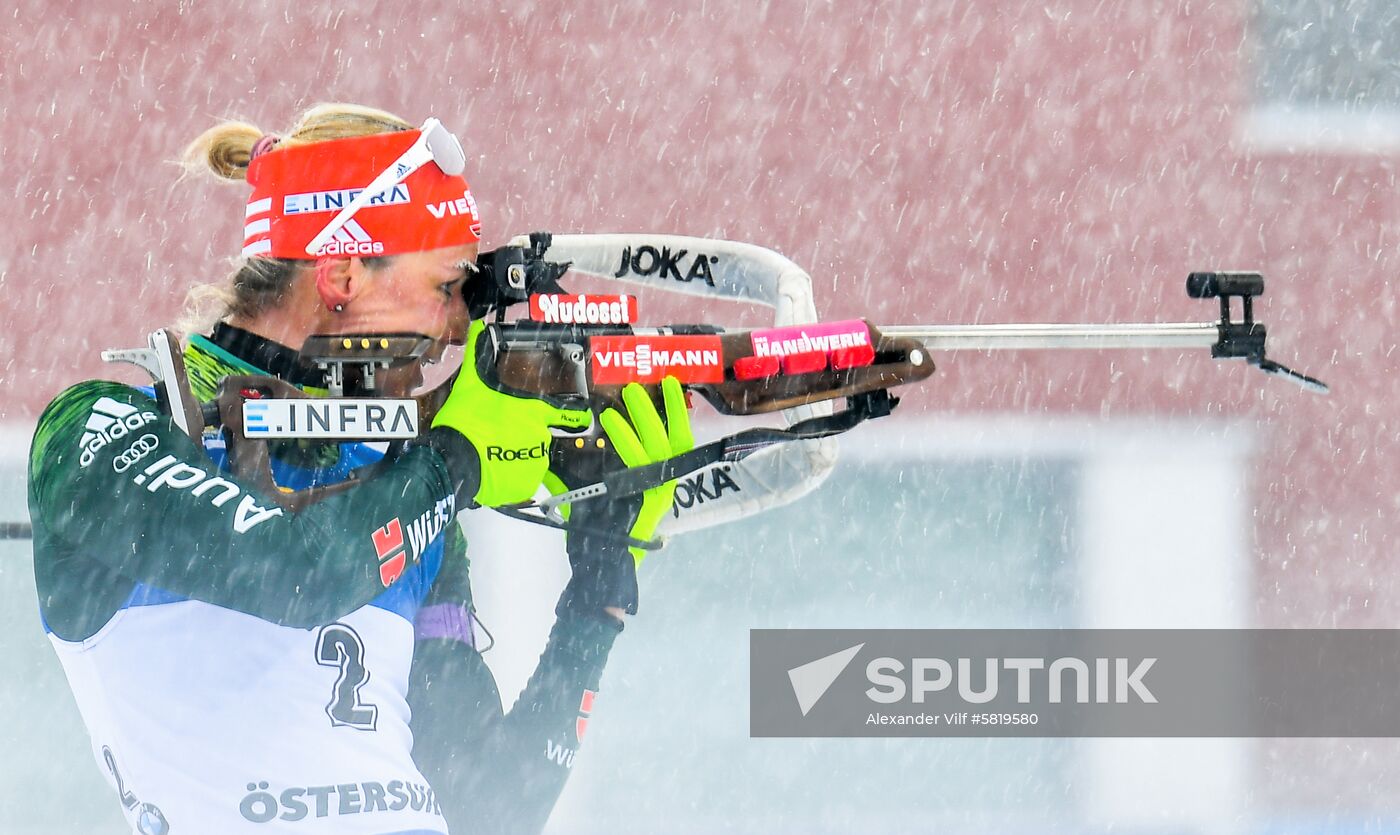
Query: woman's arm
[
  {"left": 408, "top": 379, "right": 692, "bottom": 834},
  {"left": 408, "top": 510, "right": 627, "bottom": 835}
]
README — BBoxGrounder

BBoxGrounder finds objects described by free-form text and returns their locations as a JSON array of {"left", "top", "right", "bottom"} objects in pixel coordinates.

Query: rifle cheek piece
[{"left": 467, "top": 231, "right": 571, "bottom": 321}]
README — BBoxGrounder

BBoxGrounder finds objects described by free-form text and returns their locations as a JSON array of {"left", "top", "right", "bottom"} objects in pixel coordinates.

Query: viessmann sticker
[{"left": 590, "top": 334, "right": 725, "bottom": 385}]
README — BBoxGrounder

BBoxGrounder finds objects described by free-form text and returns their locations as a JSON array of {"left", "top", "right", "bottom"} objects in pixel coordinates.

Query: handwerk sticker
[{"left": 749, "top": 320, "right": 872, "bottom": 359}]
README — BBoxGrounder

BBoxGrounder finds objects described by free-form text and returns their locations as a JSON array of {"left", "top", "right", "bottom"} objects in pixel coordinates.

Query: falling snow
[{"left": 0, "top": 1, "right": 1397, "bottom": 832}]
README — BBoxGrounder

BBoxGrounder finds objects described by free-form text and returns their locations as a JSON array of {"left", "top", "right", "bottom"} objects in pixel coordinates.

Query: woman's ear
[{"left": 313, "top": 257, "right": 354, "bottom": 312}]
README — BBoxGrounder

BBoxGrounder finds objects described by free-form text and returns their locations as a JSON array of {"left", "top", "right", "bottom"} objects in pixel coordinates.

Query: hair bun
[{"left": 183, "top": 121, "right": 262, "bottom": 182}]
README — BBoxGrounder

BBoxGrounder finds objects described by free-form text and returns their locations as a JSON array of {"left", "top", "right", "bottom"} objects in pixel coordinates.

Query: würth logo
[
  {"left": 372, "top": 519, "right": 407, "bottom": 587},
  {"left": 576, "top": 689, "right": 596, "bottom": 741},
  {"left": 370, "top": 495, "right": 456, "bottom": 587}
]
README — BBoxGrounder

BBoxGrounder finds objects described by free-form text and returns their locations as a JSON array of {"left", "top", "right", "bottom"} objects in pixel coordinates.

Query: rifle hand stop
[{"left": 1188, "top": 272, "right": 1329, "bottom": 394}]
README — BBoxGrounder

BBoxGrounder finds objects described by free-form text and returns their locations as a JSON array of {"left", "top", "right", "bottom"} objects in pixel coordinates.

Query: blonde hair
[
  {"left": 178, "top": 104, "right": 412, "bottom": 334},
  {"left": 182, "top": 102, "right": 413, "bottom": 183}
]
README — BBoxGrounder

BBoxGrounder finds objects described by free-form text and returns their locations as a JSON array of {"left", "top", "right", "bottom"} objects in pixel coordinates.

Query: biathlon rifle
[
  {"left": 0, "top": 233, "right": 1323, "bottom": 544},
  {"left": 445, "top": 233, "right": 1326, "bottom": 538}
]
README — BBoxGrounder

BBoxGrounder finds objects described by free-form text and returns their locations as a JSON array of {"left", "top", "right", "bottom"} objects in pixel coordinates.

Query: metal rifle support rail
[
  {"left": 882, "top": 322, "right": 1219, "bottom": 350},
  {"left": 885, "top": 272, "right": 1328, "bottom": 394}
]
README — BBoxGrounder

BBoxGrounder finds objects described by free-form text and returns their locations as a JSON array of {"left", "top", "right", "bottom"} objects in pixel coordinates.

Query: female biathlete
[{"left": 27, "top": 103, "right": 691, "bottom": 834}]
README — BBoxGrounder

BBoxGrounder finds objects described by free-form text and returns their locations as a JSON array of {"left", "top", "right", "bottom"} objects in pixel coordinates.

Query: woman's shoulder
[
  {"left": 39, "top": 379, "right": 157, "bottom": 415},
  {"left": 31, "top": 380, "right": 159, "bottom": 471}
]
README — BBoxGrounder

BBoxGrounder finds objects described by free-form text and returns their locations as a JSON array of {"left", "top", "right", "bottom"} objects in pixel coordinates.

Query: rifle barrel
[{"left": 883, "top": 322, "right": 1219, "bottom": 351}]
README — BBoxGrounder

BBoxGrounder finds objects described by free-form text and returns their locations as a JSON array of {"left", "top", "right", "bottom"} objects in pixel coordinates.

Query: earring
[{"left": 333, "top": 304, "right": 345, "bottom": 313}]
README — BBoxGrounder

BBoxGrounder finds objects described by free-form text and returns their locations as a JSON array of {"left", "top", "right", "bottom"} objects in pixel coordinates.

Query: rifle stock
[{"left": 472, "top": 320, "right": 935, "bottom": 418}]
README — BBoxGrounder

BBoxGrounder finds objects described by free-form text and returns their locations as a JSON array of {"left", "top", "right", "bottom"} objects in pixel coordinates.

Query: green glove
[
  {"left": 433, "top": 320, "right": 592, "bottom": 507},
  {"left": 551, "top": 376, "right": 695, "bottom": 619},
  {"left": 598, "top": 377, "right": 695, "bottom": 563}
]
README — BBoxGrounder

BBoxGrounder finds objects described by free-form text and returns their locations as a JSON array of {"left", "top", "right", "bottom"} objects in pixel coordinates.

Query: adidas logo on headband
[
  {"left": 315, "top": 219, "right": 383, "bottom": 256},
  {"left": 241, "top": 120, "right": 480, "bottom": 260}
]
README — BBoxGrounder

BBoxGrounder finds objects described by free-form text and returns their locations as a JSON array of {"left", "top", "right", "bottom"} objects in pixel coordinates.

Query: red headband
[{"left": 242, "top": 130, "right": 482, "bottom": 260}]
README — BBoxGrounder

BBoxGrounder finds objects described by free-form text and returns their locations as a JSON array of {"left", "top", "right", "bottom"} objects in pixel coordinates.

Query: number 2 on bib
[{"left": 315, "top": 623, "right": 378, "bottom": 730}]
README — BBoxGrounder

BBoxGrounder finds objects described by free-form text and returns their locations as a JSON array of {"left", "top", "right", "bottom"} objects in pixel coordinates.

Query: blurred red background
[{"left": 0, "top": 0, "right": 1392, "bottom": 631}]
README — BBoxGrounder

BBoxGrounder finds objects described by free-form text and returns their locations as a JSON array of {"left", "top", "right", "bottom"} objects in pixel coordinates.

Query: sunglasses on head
[{"left": 305, "top": 118, "right": 467, "bottom": 257}]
